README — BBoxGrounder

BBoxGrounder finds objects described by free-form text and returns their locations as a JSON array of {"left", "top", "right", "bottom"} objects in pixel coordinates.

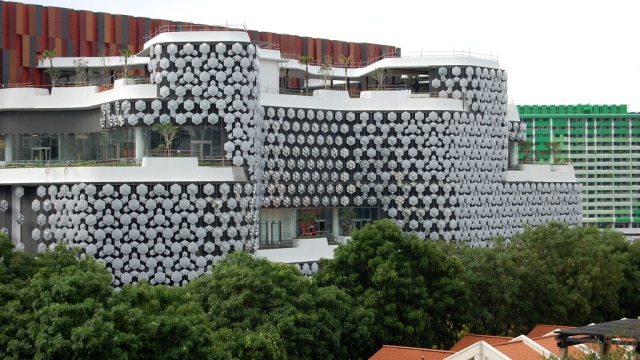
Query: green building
[{"left": 518, "top": 104, "right": 640, "bottom": 236}]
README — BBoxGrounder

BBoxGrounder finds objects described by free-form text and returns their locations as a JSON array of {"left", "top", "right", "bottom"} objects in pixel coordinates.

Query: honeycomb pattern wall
[
  {"left": 23, "top": 182, "right": 257, "bottom": 286},
  {"left": 261, "top": 65, "right": 581, "bottom": 244},
  {"left": 99, "top": 40, "right": 265, "bottom": 180}
]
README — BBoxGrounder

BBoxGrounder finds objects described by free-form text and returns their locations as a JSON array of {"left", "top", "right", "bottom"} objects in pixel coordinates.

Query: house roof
[
  {"left": 527, "top": 324, "right": 574, "bottom": 338},
  {"left": 449, "top": 334, "right": 513, "bottom": 352},
  {"left": 530, "top": 334, "right": 562, "bottom": 356},
  {"left": 369, "top": 345, "right": 454, "bottom": 360},
  {"left": 493, "top": 340, "right": 545, "bottom": 360}
]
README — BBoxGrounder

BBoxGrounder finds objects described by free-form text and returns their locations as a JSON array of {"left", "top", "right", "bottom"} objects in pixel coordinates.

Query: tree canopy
[
  {"left": 315, "top": 218, "right": 471, "bottom": 351},
  {"left": 1, "top": 221, "right": 640, "bottom": 358}
]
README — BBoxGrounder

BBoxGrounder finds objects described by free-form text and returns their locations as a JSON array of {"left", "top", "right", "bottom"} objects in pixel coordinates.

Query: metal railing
[
  {"left": 144, "top": 23, "right": 248, "bottom": 41},
  {"left": 280, "top": 51, "right": 400, "bottom": 68},
  {"left": 0, "top": 82, "right": 35, "bottom": 88}
]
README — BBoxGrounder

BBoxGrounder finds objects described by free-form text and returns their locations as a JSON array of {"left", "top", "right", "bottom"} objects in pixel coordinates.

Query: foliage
[
  {"left": 371, "top": 68, "right": 387, "bottom": 90},
  {"left": 3, "top": 223, "right": 640, "bottom": 359},
  {"left": 119, "top": 48, "right": 133, "bottom": 78},
  {"left": 315, "top": 219, "right": 471, "bottom": 353},
  {"left": 338, "top": 54, "right": 351, "bottom": 90},
  {"left": 457, "top": 237, "right": 569, "bottom": 336},
  {"left": 319, "top": 55, "right": 333, "bottom": 89},
  {"left": 73, "top": 58, "right": 90, "bottom": 84},
  {"left": 98, "top": 48, "right": 112, "bottom": 85},
  {"left": 519, "top": 140, "right": 534, "bottom": 163},
  {"left": 546, "top": 141, "right": 562, "bottom": 164},
  {"left": 298, "top": 211, "right": 317, "bottom": 237},
  {"left": 152, "top": 122, "right": 179, "bottom": 157},
  {"left": 459, "top": 222, "right": 638, "bottom": 336},
  {"left": 186, "top": 251, "right": 373, "bottom": 359},
  {"left": 298, "top": 55, "right": 313, "bottom": 95},
  {"left": 339, "top": 207, "right": 356, "bottom": 235},
  {"left": 38, "top": 49, "right": 61, "bottom": 86}
]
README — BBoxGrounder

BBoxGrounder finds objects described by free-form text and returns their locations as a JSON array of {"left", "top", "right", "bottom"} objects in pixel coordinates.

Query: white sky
[{"left": 18, "top": 0, "right": 640, "bottom": 112}]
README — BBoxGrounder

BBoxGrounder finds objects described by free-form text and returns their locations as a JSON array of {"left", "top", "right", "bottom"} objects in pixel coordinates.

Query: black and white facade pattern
[{"left": 0, "top": 31, "right": 583, "bottom": 286}]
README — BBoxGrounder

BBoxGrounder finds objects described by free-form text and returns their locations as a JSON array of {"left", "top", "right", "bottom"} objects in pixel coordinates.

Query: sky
[{"left": 16, "top": 0, "right": 640, "bottom": 112}]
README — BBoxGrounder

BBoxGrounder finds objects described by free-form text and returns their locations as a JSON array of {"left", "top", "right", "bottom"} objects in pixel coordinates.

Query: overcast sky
[{"left": 17, "top": 0, "right": 640, "bottom": 112}]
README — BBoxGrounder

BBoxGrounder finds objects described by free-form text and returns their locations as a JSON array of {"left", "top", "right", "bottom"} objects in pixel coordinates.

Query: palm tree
[
  {"left": 38, "top": 49, "right": 61, "bottom": 86},
  {"left": 339, "top": 54, "right": 351, "bottom": 91},
  {"left": 298, "top": 55, "right": 313, "bottom": 95},
  {"left": 119, "top": 48, "right": 133, "bottom": 79}
]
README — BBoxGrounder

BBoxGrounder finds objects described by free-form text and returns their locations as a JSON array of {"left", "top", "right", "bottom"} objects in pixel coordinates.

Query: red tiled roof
[
  {"left": 449, "top": 334, "right": 513, "bottom": 352},
  {"left": 493, "top": 340, "right": 545, "bottom": 360},
  {"left": 369, "top": 345, "right": 455, "bottom": 360},
  {"left": 527, "top": 324, "right": 574, "bottom": 338}
]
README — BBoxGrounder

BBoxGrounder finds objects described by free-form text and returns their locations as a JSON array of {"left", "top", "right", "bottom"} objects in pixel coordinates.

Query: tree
[
  {"left": 315, "top": 219, "right": 470, "bottom": 353},
  {"left": 297, "top": 211, "right": 316, "bottom": 237},
  {"left": 372, "top": 68, "right": 387, "bottom": 90},
  {"left": 2, "top": 244, "right": 115, "bottom": 359},
  {"left": 510, "top": 222, "right": 631, "bottom": 325},
  {"left": 73, "top": 58, "right": 90, "bottom": 85},
  {"left": 38, "top": 48, "right": 61, "bottom": 87},
  {"left": 298, "top": 55, "right": 313, "bottom": 95},
  {"left": 152, "top": 122, "right": 179, "bottom": 157},
  {"left": 457, "top": 239, "right": 569, "bottom": 336},
  {"left": 119, "top": 48, "right": 133, "bottom": 79},
  {"left": 338, "top": 54, "right": 351, "bottom": 91},
  {"left": 319, "top": 55, "right": 333, "bottom": 90},
  {"left": 519, "top": 140, "right": 534, "bottom": 163},
  {"left": 98, "top": 48, "right": 112, "bottom": 86},
  {"left": 339, "top": 207, "right": 355, "bottom": 236},
  {"left": 546, "top": 140, "right": 562, "bottom": 164},
  {"left": 187, "top": 251, "right": 373, "bottom": 359}
]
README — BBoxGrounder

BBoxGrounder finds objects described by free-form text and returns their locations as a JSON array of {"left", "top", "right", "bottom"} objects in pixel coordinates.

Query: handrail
[
  {"left": 280, "top": 49, "right": 498, "bottom": 68},
  {"left": 144, "top": 23, "right": 248, "bottom": 41},
  {"left": 0, "top": 82, "right": 34, "bottom": 88},
  {"left": 280, "top": 51, "right": 400, "bottom": 68}
]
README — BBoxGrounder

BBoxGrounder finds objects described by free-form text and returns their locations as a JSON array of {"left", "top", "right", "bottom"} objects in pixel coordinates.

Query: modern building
[
  {"left": 0, "top": 1, "right": 582, "bottom": 285},
  {"left": 518, "top": 104, "right": 640, "bottom": 237}
]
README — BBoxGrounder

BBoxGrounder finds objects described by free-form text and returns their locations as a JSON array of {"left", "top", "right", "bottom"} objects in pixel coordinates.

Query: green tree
[
  {"left": 457, "top": 239, "right": 568, "bottom": 336},
  {"left": 315, "top": 219, "right": 470, "bottom": 353},
  {"left": 338, "top": 54, "right": 351, "bottom": 91},
  {"left": 73, "top": 58, "right": 90, "bottom": 85},
  {"left": 3, "top": 244, "right": 114, "bottom": 359},
  {"left": 510, "top": 222, "right": 630, "bottom": 325},
  {"left": 188, "top": 251, "right": 373, "bottom": 359},
  {"left": 152, "top": 122, "right": 180, "bottom": 157},
  {"left": 546, "top": 140, "right": 562, "bottom": 164},
  {"left": 339, "top": 207, "right": 356, "bottom": 236},
  {"left": 371, "top": 68, "right": 387, "bottom": 90},
  {"left": 519, "top": 140, "right": 534, "bottom": 163},
  {"left": 319, "top": 55, "right": 333, "bottom": 89},
  {"left": 119, "top": 48, "right": 133, "bottom": 79},
  {"left": 298, "top": 55, "right": 313, "bottom": 95},
  {"left": 38, "top": 48, "right": 61, "bottom": 86}
]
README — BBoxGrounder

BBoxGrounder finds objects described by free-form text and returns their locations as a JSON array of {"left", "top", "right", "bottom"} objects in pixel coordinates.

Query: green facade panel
[{"left": 519, "top": 104, "right": 640, "bottom": 231}]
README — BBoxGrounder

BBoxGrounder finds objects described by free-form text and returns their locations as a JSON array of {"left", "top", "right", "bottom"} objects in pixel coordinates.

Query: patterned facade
[
  {"left": 0, "top": 1, "right": 398, "bottom": 87},
  {"left": 0, "top": 2, "right": 582, "bottom": 285}
]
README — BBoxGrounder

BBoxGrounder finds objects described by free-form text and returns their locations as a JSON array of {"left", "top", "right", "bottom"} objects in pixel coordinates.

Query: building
[
  {"left": 518, "top": 104, "right": 640, "bottom": 237},
  {"left": 369, "top": 320, "right": 640, "bottom": 360},
  {"left": 0, "top": 1, "right": 582, "bottom": 285}
]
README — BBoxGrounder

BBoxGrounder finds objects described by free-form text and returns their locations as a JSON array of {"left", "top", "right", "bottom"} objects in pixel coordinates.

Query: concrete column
[
  {"left": 135, "top": 127, "right": 145, "bottom": 163},
  {"left": 11, "top": 185, "right": 21, "bottom": 245},
  {"left": 508, "top": 141, "right": 519, "bottom": 168},
  {"left": 332, "top": 207, "right": 339, "bottom": 239},
  {"left": 4, "top": 135, "right": 13, "bottom": 162}
]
